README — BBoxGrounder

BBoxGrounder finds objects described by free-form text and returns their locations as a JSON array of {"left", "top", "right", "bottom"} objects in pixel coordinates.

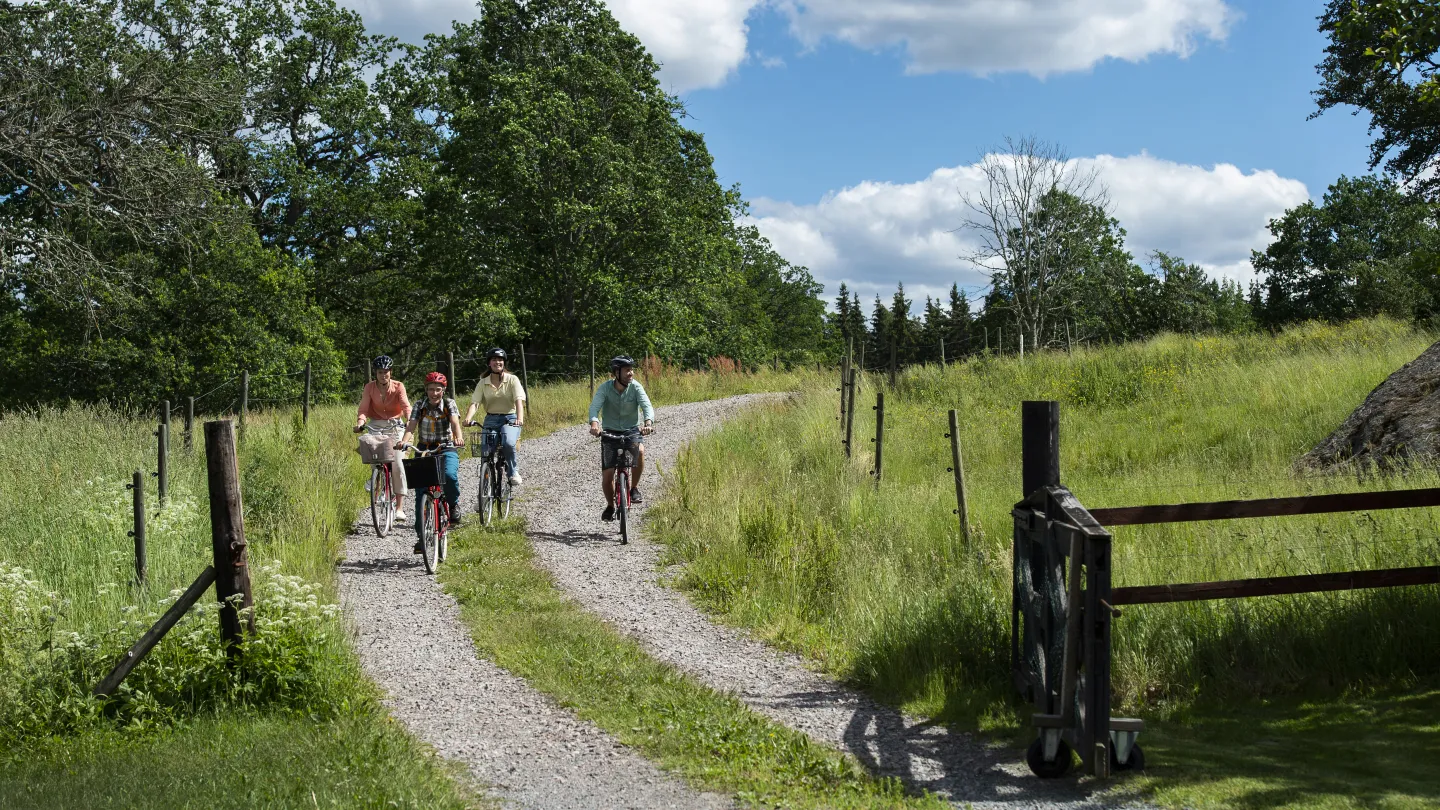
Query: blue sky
[
  {"left": 344, "top": 0, "right": 1378, "bottom": 306},
  {"left": 683, "top": 2, "right": 1371, "bottom": 205}
]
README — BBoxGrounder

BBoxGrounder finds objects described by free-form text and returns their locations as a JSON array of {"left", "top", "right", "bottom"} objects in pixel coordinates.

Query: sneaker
[
  {"left": 601, "top": 504, "right": 616, "bottom": 522},
  {"left": 629, "top": 487, "right": 643, "bottom": 504},
  {"left": 413, "top": 541, "right": 423, "bottom": 554},
  {"left": 509, "top": 474, "right": 523, "bottom": 486},
  {"left": 449, "top": 511, "right": 464, "bottom": 528},
  {"left": 395, "top": 510, "right": 407, "bottom": 523}
]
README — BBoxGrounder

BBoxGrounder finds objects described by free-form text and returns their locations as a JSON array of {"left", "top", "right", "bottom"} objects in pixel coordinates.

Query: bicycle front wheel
[
  {"left": 616, "top": 470, "right": 629, "bottom": 545},
  {"left": 418, "top": 492, "right": 438, "bottom": 575},
  {"left": 499, "top": 473, "right": 512, "bottom": 519},
  {"left": 479, "top": 464, "right": 495, "bottom": 525},
  {"left": 437, "top": 501, "right": 449, "bottom": 563},
  {"left": 370, "top": 467, "right": 393, "bottom": 537}
]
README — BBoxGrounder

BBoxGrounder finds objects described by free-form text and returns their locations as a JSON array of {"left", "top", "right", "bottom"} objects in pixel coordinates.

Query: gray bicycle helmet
[
  {"left": 610, "top": 355, "right": 635, "bottom": 374},
  {"left": 372, "top": 355, "right": 394, "bottom": 370}
]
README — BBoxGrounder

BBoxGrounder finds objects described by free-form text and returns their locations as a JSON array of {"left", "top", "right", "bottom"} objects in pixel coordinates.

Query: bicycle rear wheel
[
  {"left": 616, "top": 469, "right": 629, "bottom": 545},
  {"left": 479, "top": 463, "right": 495, "bottom": 525},
  {"left": 418, "top": 491, "right": 438, "bottom": 575}
]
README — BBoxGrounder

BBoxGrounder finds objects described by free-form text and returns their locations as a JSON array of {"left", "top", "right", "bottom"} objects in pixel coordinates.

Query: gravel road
[
  {"left": 516, "top": 394, "right": 1146, "bottom": 810},
  {"left": 338, "top": 450, "right": 732, "bottom": 810}
]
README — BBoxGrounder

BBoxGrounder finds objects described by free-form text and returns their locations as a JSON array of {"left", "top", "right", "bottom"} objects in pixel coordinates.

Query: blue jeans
[
  {"left": 481, "top": 414, "right": 521, "bottom": 479},
  {"left": 412, "top": 449, "right": 460, "bottom": 536}
]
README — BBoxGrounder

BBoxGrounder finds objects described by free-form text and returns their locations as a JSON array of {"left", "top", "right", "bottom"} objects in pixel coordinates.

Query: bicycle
[
  {"left": 357, "top": 419, "right": 403, "bottom": 537},
  {"left": 398, "top": 443, "right": 454, "bottom": 575},
  {"left": 599, "top": 429, "right": 647, "bottom": 545},
  {"left": 467, "top": 420, "right": 513, "bottom": 525}
]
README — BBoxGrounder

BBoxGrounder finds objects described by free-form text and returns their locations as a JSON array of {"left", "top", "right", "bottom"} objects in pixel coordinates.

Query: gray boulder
[{"left": 1300, "top": 339, "right": 1440, "bottom": 470}]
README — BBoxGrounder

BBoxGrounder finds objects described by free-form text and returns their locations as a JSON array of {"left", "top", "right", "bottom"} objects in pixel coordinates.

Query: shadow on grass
[{"left": 1134, "top": 687, "right": 1440, "bottom": 809}]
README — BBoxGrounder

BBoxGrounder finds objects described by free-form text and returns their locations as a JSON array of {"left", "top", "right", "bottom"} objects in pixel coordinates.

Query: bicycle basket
[{"left": 402, "top": 454, "right": 445, "bottom": 490}]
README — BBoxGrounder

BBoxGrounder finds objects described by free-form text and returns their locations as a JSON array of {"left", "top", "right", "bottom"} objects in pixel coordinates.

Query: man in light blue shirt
[{"left": 588, "top": 355, "right": 654, "bottom": 521}]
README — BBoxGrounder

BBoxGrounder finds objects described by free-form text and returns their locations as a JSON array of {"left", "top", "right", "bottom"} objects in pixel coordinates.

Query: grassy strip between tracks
[{"left": 439, "top": 519, "right": 947, "bottom": 810}]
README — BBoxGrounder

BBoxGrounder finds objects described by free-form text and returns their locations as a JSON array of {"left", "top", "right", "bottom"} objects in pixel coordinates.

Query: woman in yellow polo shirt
[{"left": 464, "top": 347, "right": 527, "bottom": 485}]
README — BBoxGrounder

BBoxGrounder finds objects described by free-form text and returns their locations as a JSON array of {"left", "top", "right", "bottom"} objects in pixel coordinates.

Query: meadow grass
[
  {"left": 650, "top": 318, "right": 1440, "bottom": 807},
  {"left": 0, "top": 403, "right": 480, "bottom": 807},
  {"left": 439, "top": 518, "right": 945, "bottom": 809}
]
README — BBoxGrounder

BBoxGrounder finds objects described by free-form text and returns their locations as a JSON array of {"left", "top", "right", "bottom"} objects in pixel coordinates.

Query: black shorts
[{"left": 600, "top": 429, "right": 642, "bottom": 470}]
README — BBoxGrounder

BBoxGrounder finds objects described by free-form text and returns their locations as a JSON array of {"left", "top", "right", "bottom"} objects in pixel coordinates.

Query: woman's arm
[{"left": 515, "top": 396, "right": 526, "bottom": 427}]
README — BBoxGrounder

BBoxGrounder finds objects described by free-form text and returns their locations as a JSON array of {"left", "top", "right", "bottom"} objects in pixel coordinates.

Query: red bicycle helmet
[{"left": 425, "top": 371, "right": 447, "bottom": 386}]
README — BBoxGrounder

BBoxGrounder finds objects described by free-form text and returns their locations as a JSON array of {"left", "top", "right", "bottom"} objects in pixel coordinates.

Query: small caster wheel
[
  {"left": 1110, "top": 742, "right": 1145, "bottom": 772},
  {"left": 1026, "top": 737, "right": 1074, "bottom": 778}
]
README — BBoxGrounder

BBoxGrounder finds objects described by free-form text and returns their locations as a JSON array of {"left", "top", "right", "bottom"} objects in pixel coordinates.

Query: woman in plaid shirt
[{"left": 397, "top": 371, "right": 467, "bottom": 547}]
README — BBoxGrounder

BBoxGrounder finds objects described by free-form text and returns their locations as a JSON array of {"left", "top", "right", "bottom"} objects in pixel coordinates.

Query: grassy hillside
[
  {"left": 651, "top": 318, "right": 1440, "bottom": 807},
  {"left": 0, "top": 404, "right": 479, "bottom": 807}
]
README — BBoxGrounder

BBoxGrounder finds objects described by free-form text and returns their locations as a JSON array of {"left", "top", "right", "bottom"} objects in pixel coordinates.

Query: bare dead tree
[
  {"left": 0, "top": 0, "right": 242, "bottom": 326},
  {"left": 961, "top": 136, "right": 1108, "bottom": 350}
]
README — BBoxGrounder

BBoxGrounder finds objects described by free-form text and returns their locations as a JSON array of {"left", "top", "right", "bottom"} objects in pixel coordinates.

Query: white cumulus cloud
[
  {"left": 748, "top": 152, "right": 1309, "bottom": 309},
  {"left": 780, "top": 0, "right": 1236, "bottom": 76},
  {"left": 338, "top": 0, "right": 763, "bottom": 92}
]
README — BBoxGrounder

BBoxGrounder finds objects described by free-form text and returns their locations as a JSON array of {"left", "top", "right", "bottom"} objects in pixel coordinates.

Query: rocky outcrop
[{"left": 1300, "top": 339, "right": 1440, "bottom": 470}]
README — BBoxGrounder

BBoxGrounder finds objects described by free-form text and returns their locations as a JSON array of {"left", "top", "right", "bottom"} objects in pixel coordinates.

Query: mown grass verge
[
  {"left": 649, "top": 318, "right": 1440, "bottom": 809},
  {"left": 0, "top": 403, "right": 481, "bottom": 808},
  {"left": 438, "top": 518, "right": 947, "bottom": 809}
]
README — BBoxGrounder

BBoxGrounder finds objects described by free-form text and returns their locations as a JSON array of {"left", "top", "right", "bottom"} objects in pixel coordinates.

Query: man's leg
[
  {"left": 601, "top": 468, "right": 616, "bottom": 504},
  {"left": 632, "top": 444, "right": 645, "bottom": 487}
]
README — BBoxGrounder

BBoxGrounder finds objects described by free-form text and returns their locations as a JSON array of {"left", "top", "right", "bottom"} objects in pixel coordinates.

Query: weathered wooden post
[
  {"left": 303, "top": 361, "right": 312, "bottom": 425},
  {"left": 948, "top": 409, "right": 970, "bottom": 546},
  {"left": 238, "top": 370, "right": 249, "bottom": 438},
  {"left": 844, "top": 368, "right": 857, "bottom": 458},
  {"left": 205, "top": 420, "right": 254, "bottom": 660},
  {"left": 889, "top": 339, "right": 897, "bottom": 387},
  {"left": 519, "top": 343, "right": 529, "bottom": 403},
  {"left": 127, "top": 471, "right": 146, "bottom": 585},
  {"left": 185, "top": 396, "right": 195, "bottom": 451},
  {"left": 871, "top": 391, "right": 885, "bottom": 480},
  {"left": 447, "top": 351, "right": 457, "bottom": 401},
  {"left": 940, "top": 338, "right": 946, "bottom": 366},
  {"left": 1017, "top": 400, "right": 1060, "bottom": 690},
  {"left": 839, "top": 340, "right": 851, "bottom": 428},
  {"left": 156, "top": 401, "right": 169, "bottom": 505},
  {"left": 590, "top": 344, "right": 596, "bottom": 396},
  {"left": 999, "top": 328, "right": 1004, "bottom": 356}
]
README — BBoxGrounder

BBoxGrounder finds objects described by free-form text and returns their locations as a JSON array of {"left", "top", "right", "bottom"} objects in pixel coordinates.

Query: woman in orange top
[{"left": 354, "top": 356, "right": 412, "bottom": 521}]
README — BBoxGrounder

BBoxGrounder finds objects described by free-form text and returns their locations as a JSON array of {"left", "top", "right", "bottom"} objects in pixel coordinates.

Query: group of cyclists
[{"left": 354, "top": 349, "right": 654, "bottom": 552}]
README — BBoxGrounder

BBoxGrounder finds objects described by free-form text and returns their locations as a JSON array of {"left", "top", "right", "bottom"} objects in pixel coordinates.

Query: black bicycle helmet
[
  {"left": 610, "top": 355, "right": 635, "bottom": 374},
  {"left": 485, "top": 347, "right": 507, "bottom": 362},
  {"left": 372, "top": 355, "right": 394, "bottom": 370}
]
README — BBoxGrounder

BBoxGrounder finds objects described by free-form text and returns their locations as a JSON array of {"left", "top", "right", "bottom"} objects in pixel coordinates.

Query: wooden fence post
[
  {"left": 127, "top": 471, "right": 146, "bottom": 585},
  {"left": 303, "top": 361, "right": 312, "bottom": 425},
  {"left": 844, "top": 368, "right": 857, "bottom": 457},
  {"left": 238, "top": 370, "right": 249, "bottom": 438},
  {"left": 889, "top": 339, "right": 897, "bottom": 387},
  {"left": 205, "top": 420, "right": 254, "bottom": 660},
  {"left": 948, "top": 409, "right": 970, "bottom": 546},
  {"left": 448, "top": 351, "right": 457, "bottom": 401},
  {"left": 1081, "top": 529, "right": 1114, "bottom": 776},
  {"left": 871, "top": 391, "right": 885, "bottom": 480},
  {"left": 1021, "top": 400, "right": 1061, "bottom": 499},
  {"left": 156, "top": 401, "right": 169, "bottom": 505},
  {"left": 185, "top": 396, "right": 195, "bottom": 451},
  {"left": 940, "top": 338, "right": 946, "bottom": 365},
  {"left": 840, "top": 341, "right": 851, "bottom": 429},
  {"left": 519, "top": 343, "right": 529, "bottom": 399},
  {"left": 590, "top": 344, "right": 596, "bottom": 396}
]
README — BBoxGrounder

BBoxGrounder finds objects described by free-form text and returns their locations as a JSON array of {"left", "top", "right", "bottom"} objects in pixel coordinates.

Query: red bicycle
[
  {"left": 399, "top": 443, "right": 453, "bottom": 574},
  {"left": 599, "top": 429, "right": 647, "bottom": 545}
]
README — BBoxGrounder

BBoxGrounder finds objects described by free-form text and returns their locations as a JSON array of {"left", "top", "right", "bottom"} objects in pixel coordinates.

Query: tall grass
[{"left": 651, "top": 318, "right": 1440, "bottom": 723}]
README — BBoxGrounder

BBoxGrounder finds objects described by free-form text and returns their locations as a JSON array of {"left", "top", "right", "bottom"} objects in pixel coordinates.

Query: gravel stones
[
  {"left": 339, "top": 453, "right": 732, "bottom": 810},
  {"left": 516, "top": 394, "right": 1146, "bottom": 810}
]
